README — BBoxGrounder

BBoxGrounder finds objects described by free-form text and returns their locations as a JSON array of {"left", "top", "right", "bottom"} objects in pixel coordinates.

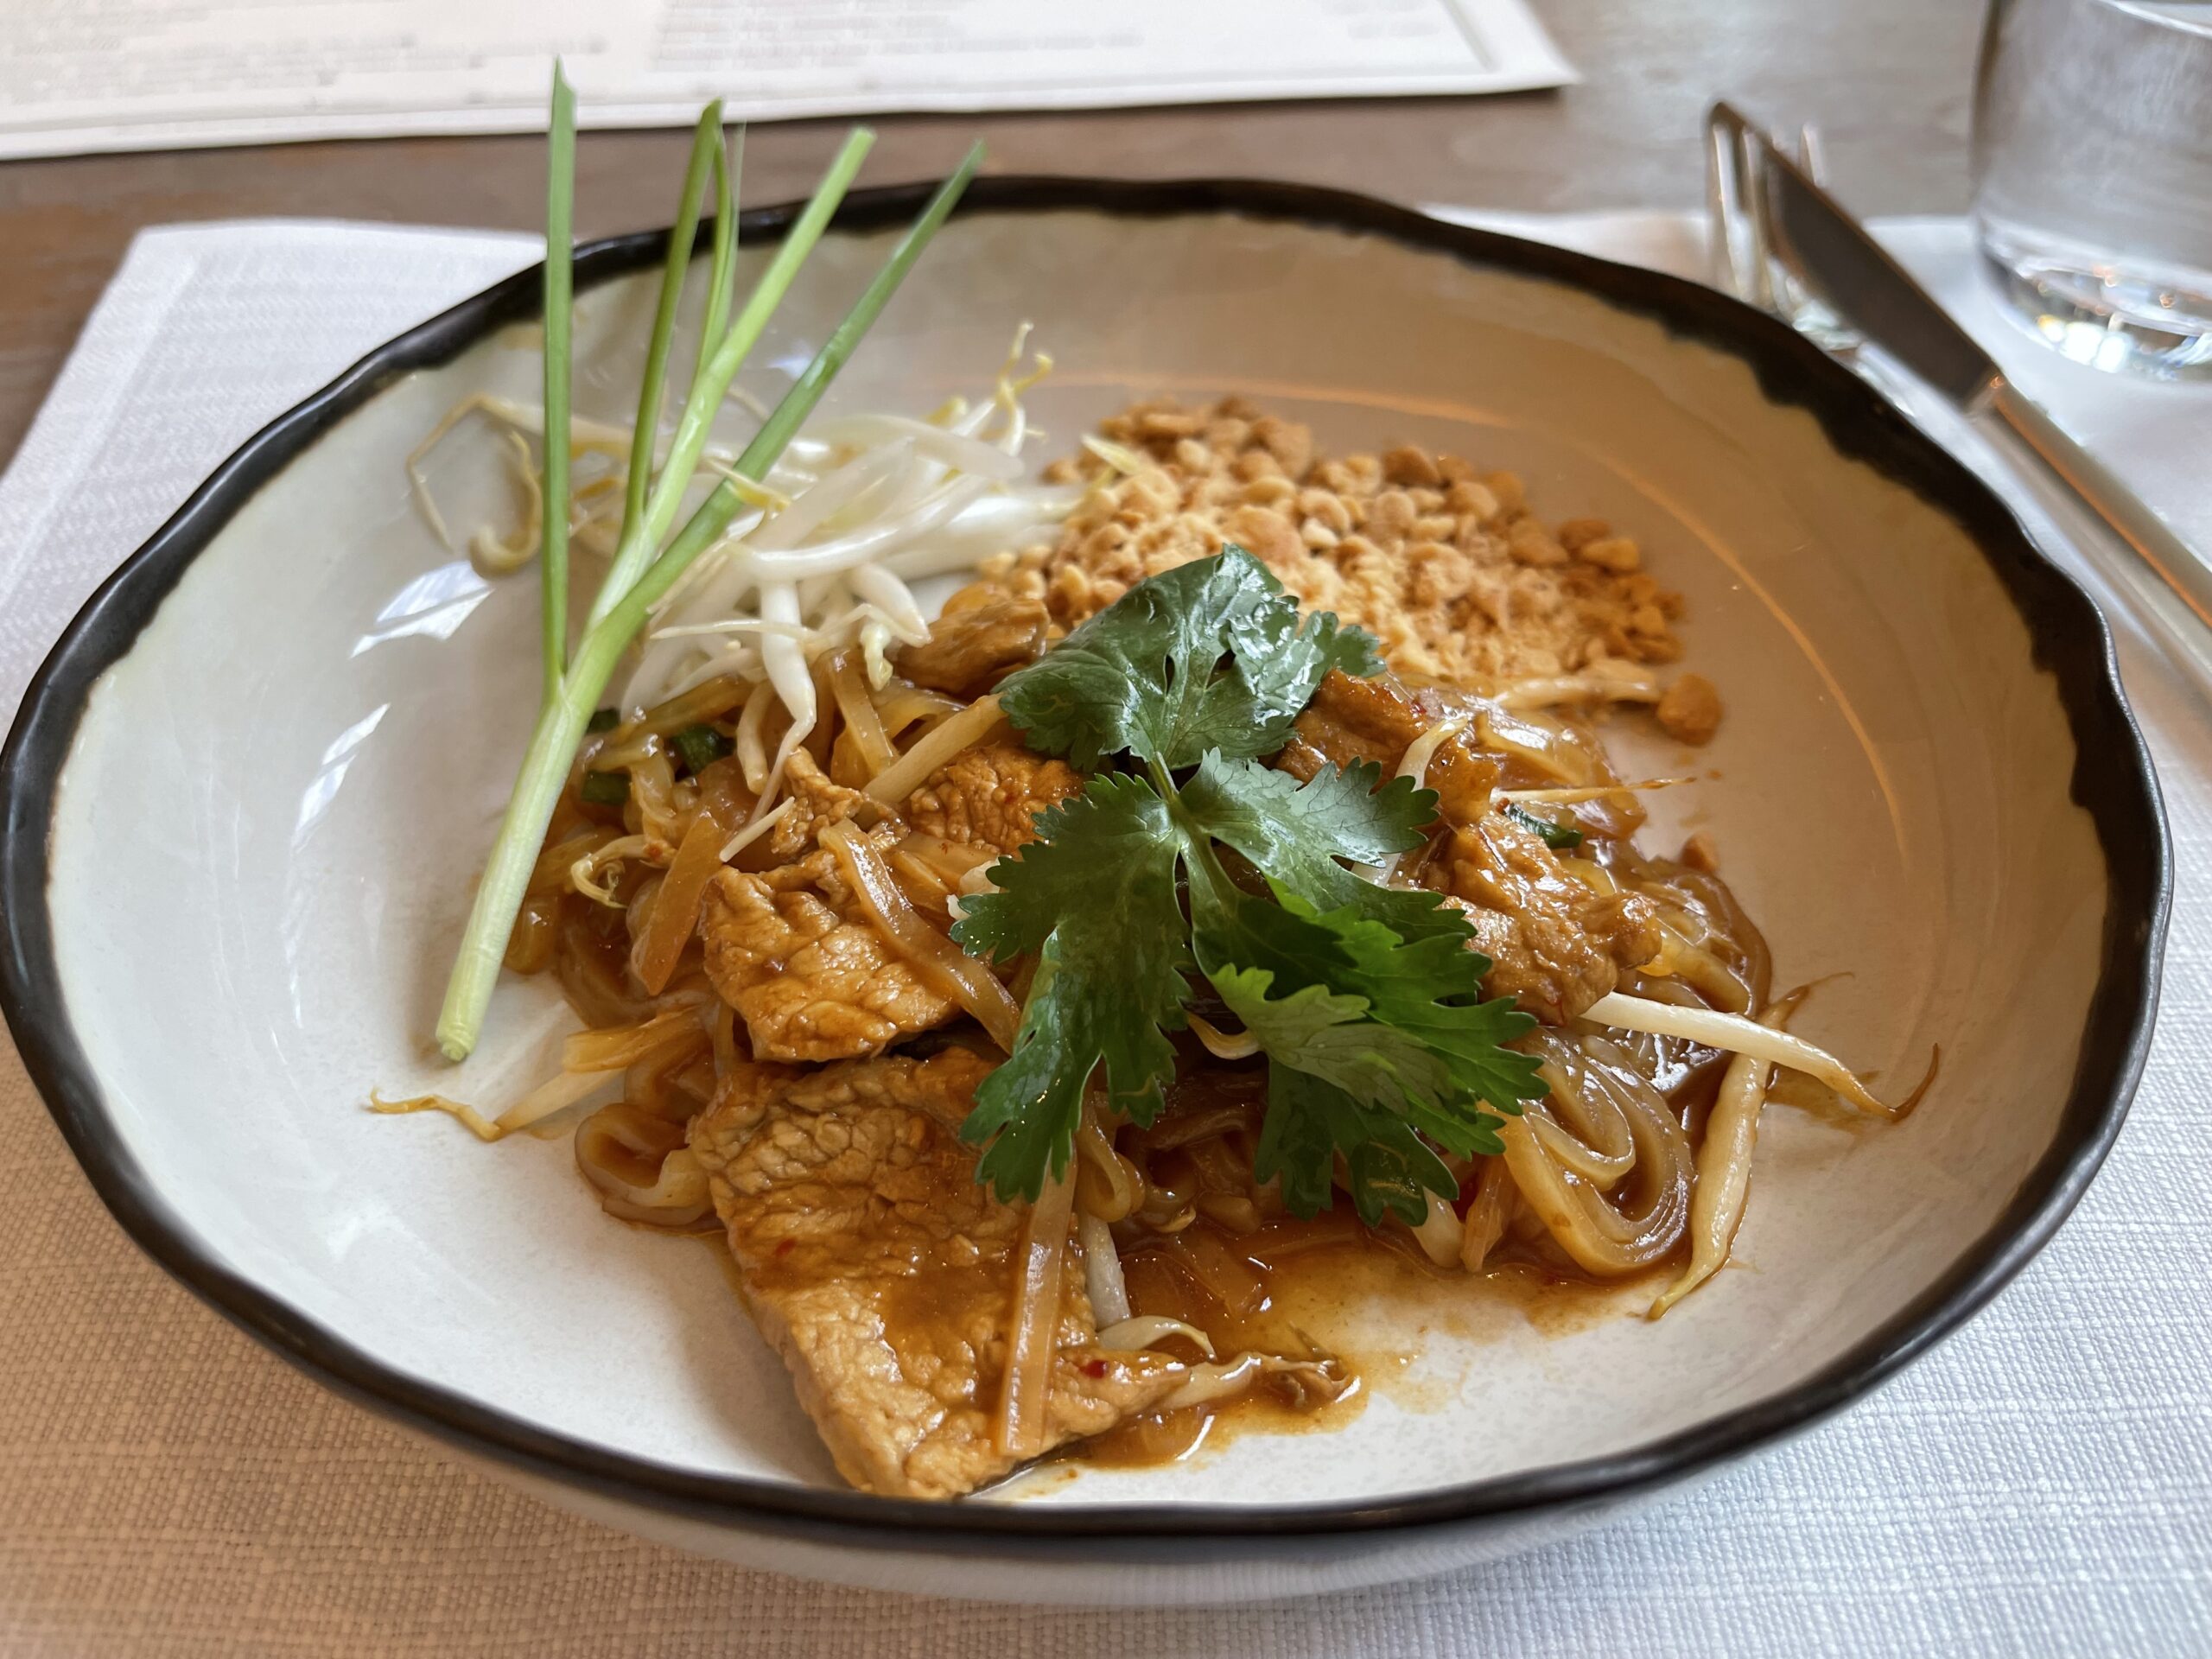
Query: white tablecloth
[{"left": 0, "top": 213, "right": 2206, "bottom": 1656}]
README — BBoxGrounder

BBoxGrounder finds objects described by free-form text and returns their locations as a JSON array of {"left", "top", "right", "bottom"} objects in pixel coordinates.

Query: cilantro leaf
[
  {"left": 1207, "top": 963, "right": 1456, "bottom": 1115},
  {"left": 1180, "top": 842, "right": 1354, "bottom": 992},
  {"left": 948, "top": 552, "right": 1548, "bottom": 1220},
  {"left": 995, "top": 546, "right": 1378, "bottom": 770},
  {"left": 1254, "top": 1069, "right": 1459, "bottom": 1229},
  {"left": 1177, "top": 751, "right": 1468, "bottom": 943},
  {"left": 1252, "top": 1065, "right": 1341, "bottom": 1218},
  {"left": 1183, "top": 849, "right": 1541, "bottom": 1122},
  {"left": 1184, "top": 849, "right": 1527, "bottom": 1198},
  {"left": 1287, "top": 894, "right": 1548, "bottom": 1118},
  {"left": 1228, "top": 602, "right": 1383, "bottom": 735},
  {"left": 951, "top": 773, "right": 1191, "bottom": 1199},
  {"left": 1179, "top": 751, "right": 1429, "bottom": 882}
]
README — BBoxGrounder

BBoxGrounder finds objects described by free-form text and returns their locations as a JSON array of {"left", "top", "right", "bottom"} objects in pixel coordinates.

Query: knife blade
[
  {"left": 1752, "top": 137, "right": 1996, "bottom": 405},
  {"left": 1720, "top": 104, "right": 2212, "bottom": 662}
]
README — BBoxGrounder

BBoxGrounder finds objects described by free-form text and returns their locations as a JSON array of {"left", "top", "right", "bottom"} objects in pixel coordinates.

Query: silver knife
[{"left": 1718, "top": 103, "right": 2212, "bottom": 673}]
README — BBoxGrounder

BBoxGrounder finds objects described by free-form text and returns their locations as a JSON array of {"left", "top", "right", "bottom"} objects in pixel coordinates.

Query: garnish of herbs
[{"left": 953, "top": 546, "right": 1548, "bottom": 1228}]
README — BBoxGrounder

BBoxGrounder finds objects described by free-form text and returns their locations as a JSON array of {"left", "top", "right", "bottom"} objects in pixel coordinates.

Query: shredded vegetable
[
  {"left": 1078, "top": 1212, "right": 1130, "bottom": 1325},
  {"left": 433, "top": 97, "right": 984, "bottom": 1060},
  {"left": 821, "top": 821, "right": 1023, "bottom": 1051},
  {"left": 997, "top": 1172, "right": 1074, "bottom": 1458},
  {"left": 1649, "top": 991, "right": 1806, "bottom": 1318},
  {"left": 1096, "top": 1315, "right": 1216, "bottom": 1359},
  {"left": 862, "top": 694, "right": 1005, "bottom": 805},
  {"left": 1582, "top": 992, "right": 1892, "bottom": 1116}
]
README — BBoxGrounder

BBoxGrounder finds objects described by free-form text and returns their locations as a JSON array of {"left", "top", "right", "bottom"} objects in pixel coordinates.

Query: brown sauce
[
  {"left": 1071, "top": 1206, "right": 1691, "bottom": 1472},
  {"left": 541, "top": 683, "right": 1783, "bottom": 1487}
]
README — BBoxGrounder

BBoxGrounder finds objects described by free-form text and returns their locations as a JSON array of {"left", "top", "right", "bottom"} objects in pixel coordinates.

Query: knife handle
[{"left": 1981, "top": 380, "right": 2212, "bottom": 641}]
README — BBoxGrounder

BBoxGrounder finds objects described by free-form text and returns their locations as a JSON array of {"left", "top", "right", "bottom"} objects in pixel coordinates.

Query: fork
[
  {"left": 1705, "top": 108, "right": 1904, "bottom": 400},
  {"left": 1705, "top": 101, "right": 2212, "bottom": 694}
]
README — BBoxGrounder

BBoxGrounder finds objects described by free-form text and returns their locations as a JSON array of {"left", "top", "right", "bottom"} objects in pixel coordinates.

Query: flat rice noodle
[
  {"left": 803, "top": 652, "right": 838, "bottom": 766},
  {"left": 628, "top": 748, "right": 682, "bottom": 849},
  {"left": 1123, "top": 1097, "right": 1263, "bottom": 1156},
  {"left": 492, "top": 1067, "right": 615, "bottom": 1135},
  {"left": 895, "top": 832, "right": 997, "bottom": 885},
  {"left": 996, "top": 1170, "right": 1074, "bottom": 1459},
  {"left": 555, "top": 899, "right": 660, "bottom": 1027},
  {"left": 561, "top": 1003, "right": 709, "bottom": 1072},
  {"left": 631, "top": 813, "right": 727, "bottom": 995},
  {"left": 641, "top": 675, "right": 750, "bottom": 732},
  {"left": 689, "top": 755, "right": 755, "bottom": 834},
  {"left": 872, "top": 680, "right": 963, "bottom": 743},
  {"left": 1498, "top": 1036, "right": 1693, "bottom": 1275},
  {"left": 1458, "top": 1155, "right": 1514, "bottom": 1271},
  {"left": 575, "top": 1102, "right": 713, "bottom": 1229},
  {"left": 1075, "top": 1115, "right": 1141, "bottom": 1223},
  {"left": 625, "top": 1032, "right": 715, "bottom": 1122},
  {"left": 1157, "top": 1227, "right": 1264, "bottom": 1319},
  {"left": 1410, "top": 1194, "right": 1465, "bottom": 1267},
  {"left": 820, "top": 821, "right": 1023, "bottom": 1052},
  {"left": 829, "top": 651, "right": 899, "bottom": 779},
  {"left": 504, "top": 892, "right": 559, "bottom": 974},
  {"left": 530, "top": 827, "right": 619, "bottom": 897}
]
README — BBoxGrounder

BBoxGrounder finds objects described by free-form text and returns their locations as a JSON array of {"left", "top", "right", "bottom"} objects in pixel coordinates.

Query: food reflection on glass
[{"left": 384, "top": 78, "right": 1917, "bottom": 1501}]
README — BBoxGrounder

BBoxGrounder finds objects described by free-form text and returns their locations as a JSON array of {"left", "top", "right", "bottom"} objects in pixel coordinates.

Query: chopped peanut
[
  {"left": 1656, "top": 673, "right": 1724, "bottom": 745},
  {"left": 958, "top": 397, "right": 1692, "bottom": 687}
]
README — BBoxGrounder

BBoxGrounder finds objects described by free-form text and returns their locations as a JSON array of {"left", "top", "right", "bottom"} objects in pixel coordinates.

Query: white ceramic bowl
[{"left": 0, "top": 180, "right": 2166, "bottom": 1605}]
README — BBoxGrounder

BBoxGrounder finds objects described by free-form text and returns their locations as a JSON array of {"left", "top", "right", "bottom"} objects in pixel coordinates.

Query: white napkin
[{"left": 0, "top": 215, "right": 2206, "bottom": 1656}]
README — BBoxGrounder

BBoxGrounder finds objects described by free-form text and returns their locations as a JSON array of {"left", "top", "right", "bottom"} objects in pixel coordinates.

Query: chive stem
[
  {"left": 582, "top": 127, "right": 877, "bottom": 632},
  {"left": 537, "top": 61, "right": 576, "bottom": 702},
  {"left": 613, "top": 141, "right": 988, "bottom": 627},
  {"left": 435, "top": 130, "right": 982, "bottom": 1061},
  {"left": 694, "top": 126, "right": 741, "bottom": 399},
  {"left": 614, "top": 104, "right": 722, "bottom": 592}
]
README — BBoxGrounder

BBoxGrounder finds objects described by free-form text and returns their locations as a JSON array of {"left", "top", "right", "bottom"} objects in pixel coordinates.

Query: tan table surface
[
  {"left": 0, "top": 4, "right": 1993, "bottom": 1654},
  {"left": 0, "top": 1, "right": 1986, "bottom": 470}
]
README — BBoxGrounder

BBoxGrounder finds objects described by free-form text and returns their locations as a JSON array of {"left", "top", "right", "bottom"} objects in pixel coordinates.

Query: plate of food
[{"left": 0, "top": 93, "right": 2165, "bottom": 1605}]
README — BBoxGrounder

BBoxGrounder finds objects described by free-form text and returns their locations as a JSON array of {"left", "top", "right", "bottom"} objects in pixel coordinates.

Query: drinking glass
[{"left": 1971, "top": 0, "right": 2212, "bottom": 377}]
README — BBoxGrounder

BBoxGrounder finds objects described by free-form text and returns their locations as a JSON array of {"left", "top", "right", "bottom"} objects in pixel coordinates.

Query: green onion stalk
[
  {"left": 433, "top": 77, "right": 984, "bottom": 1061},
  {"left": 537, "top": 63, "right": 575, "bottom": 702}
]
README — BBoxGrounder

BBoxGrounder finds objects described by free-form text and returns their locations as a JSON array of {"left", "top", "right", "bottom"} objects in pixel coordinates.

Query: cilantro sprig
[{"left": 952, "top": 547, "right": 1546, "bottom": 1224}]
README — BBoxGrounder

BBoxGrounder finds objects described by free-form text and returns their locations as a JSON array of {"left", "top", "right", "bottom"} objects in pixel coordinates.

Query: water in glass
[{"left": 1972, "top": 0, "right": 2212, "bottom": 377}]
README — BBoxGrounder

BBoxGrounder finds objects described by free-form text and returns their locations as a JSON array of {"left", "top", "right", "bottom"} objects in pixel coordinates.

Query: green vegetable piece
[
  {"left": 952, "top": 774, "right": 1192, "bottom": 1200},
  {"left": 1184, "top": 860, "right": 1535, "bottom": 1150},
  {"left": 433, "top": 132, "right": 982, "bottom": 1061},
  {"left": 537, "top": 62, "right": 577, "bottom": 702},
  {"left": 1503, "top": 800, "right": 1585, "bottom": 850},
  {"left": 671, "top": 722, "right": 732, "bottom": 774},
  {"left": 609, "top": 104, "right": 726, "bottom": 623},
  {"left": 1177, "top": 751, "right": 1467, "bottom": 943},
  {"left": 1287, "top": 893, "right": 1547, "bottom": 1120},
  {"left": 579, "top": 770, "right": 630, "bottom": 807},
  {"left": 994, "top": 545, "right": 1381, "bottom": 772},
  {"left": 1254, "top": 1069, "right": 1462, "bottom": 1230},
  {"left": 1207, "top": 963, "right": 1457, "bottom": 1118},
  {"left": 585, "top": 127, "right": 877, "bottom": 630},
  {"left": 585, "top": 707, "right": 621, "bottom": 734},
  {"left": 944, "top": 552, "right": 1553, "bottom": 1221}
]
